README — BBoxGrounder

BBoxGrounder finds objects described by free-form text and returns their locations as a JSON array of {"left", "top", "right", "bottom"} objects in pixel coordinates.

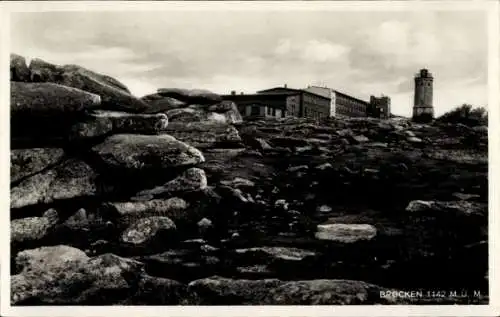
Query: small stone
[
  {"left": 200, "top": 244, "right": 218, "bottom": 253},
  {"left": 288, "top": 210, "right": 301, "bottom": 217},
  {"left": 407, "top": 136, "right": 423, "bottom": 143},
  {"left": 398, "top": 163, "right": 409, "bottom": 171},
  {"left": 287, "top": 165, "right": 309, "bottom": 172},
  {"left": 404, "top": 130, "right": 416, "bottom": 137},
  {"left": 336, "top": 129, "right": 353, "bottom": 137},
  {"left": 368, "top": 142, "right": 388, "bottom": 148},
  {"left": 305, "top": 193, "right": 316, "bottom": 201},
  {"left": 315, "top": 163, "right": 332, "bottom": 170},
  {"left": 197, "top": 218, "right": 213, "bottom": 235},
  {"left": 254, "top": 138, "right": 273, "bottom": 151},
  {"left": 452, "top": 192, "right": 481, "bottom": 201},
  {"left": 315, "top": 223, "right": 377, "bottom": 243},
  {"left": 317, "top": 205, "right": 332, "bottom": 213},
  {"left": 405, "top": 200, "right": 434, "bottom": 213},
  {"left": 120, "top": 216, "right": 176, "bottom": 246},
  {"left": 340, "top": 138, "right": 350, "bottom": 146},
  {"left": 274, "top": 199, "right": 289, "bottom": 211},
  {"left": 220, "top": 177, "right": 255, "bottom": 188},
  {"left": 351, "top": 135, "right": 369, "bottom": 143}
]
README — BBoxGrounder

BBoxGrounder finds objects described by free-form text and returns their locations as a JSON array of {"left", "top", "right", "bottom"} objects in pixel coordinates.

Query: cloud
[
  {"left": 301, "top": 40, "right": 350, "bottom": 63},
  {"left": 273, "top": 38, "right": 350, "bottom": 63},
  {"left": 274, "top": 39, "right": 292, "bottom": 55},
  {"left": 9, "top": 10, "right": 488, "bottom": 116}
]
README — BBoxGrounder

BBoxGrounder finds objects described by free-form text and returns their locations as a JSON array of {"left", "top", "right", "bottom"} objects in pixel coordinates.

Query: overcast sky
[{"left": 10, "top": 10, "right": 488, "bottom": 117}]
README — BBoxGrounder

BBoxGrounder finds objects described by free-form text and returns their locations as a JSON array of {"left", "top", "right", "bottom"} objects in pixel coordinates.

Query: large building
[
  {"left": 222, "top": 85, "right": 331, "bottom": 120},
  {"left": 305, "top": 86, "right": 381, "bottom": 118},
  {"left": 413, "top": 68, "right": 434, "bottom": 123},
  {"left": 223, "top": 84, "right": 391, "bottom": 120},
  {"left": 257, "top": 86, "right": 331, "bottom": 119}
]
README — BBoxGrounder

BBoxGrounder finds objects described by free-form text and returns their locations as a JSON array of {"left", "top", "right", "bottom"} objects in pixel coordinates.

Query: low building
[
  {"left": 368, "top": 95, "right": 391, "bottom": 119},
  {"left": 305, "top": 86, "right": 369, "bottom": 118},
  {"left": 257, "top": 86, "right": 331, "bottom": 119},
  {"left": 225, "top": 85, "right": 390, "bottom": 120},
  {"left": 221, "top": 91, "right": 290, "bottom": 119},
  {"left": 303, "top": 86, "right": 335, "bottom": 117}
]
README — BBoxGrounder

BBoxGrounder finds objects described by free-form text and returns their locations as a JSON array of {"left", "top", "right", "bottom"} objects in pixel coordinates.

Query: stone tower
[{"left": 412, "top": 69, "right": 434, "bottom": 123}]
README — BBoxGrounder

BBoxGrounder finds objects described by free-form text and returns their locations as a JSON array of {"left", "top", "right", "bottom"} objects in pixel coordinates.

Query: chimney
[
  {"left": 240, "top": 92, "right": 244, "bottom": 95},
  {"left": 231, "top": 90, "right": 236, "bottom": 95},
  {"left": 284, "top": 83, "right": 287, "bottom": 88}
]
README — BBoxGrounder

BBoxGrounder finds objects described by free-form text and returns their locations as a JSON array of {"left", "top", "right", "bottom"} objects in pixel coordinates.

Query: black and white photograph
[{"left": 1, "top": 1, "right": 499, "bottom": 316}]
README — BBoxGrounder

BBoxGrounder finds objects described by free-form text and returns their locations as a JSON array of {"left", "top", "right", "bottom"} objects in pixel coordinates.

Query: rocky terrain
[{"left": 9, "top": 54, "right": 488, "bottom": 305}]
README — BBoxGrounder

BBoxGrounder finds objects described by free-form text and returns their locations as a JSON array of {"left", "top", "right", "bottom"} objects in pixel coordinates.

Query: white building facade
[{"left": 304, "top": 86, "right": 335, "bottom": 117}]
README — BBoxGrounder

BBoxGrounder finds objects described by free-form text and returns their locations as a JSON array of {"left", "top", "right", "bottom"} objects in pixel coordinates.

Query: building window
[
  {"left": 251, "top": 105, "right": 260, "bottom": 116},
  {"left": 267, "top": 107, "right": 272, "bottom": 116}
]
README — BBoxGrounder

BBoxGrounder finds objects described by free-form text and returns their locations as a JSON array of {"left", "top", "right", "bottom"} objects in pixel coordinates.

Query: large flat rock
[
  {"left": 11, "top": 82, "right": 101, "bottom": 139},
  {"left": 157, "top": 88, "right": 221, "bottom": 104},
  {"left": 120, "top": 216, "right": 177, "bottom": 249},
  {"left": 70, "top": 110, "right": 168, "bottom": 139},
  {"left": 27, "top": 59, "right": 147, "bottom": 112},
  {"left": 60, "top": 65, "right": 148, "bottom": 112},
  {"left": 187, "top": 276, "right": 283, "bottom": 305},
  {"left": 11, "top": 82, "right": 101, "bottom": 115},
  {"left": 166, "top": 105, "right": 242, "bottom": 125},
  {"left": 62, "top": 64, "right": 131, "bottom": 93},
  {"left": 162, "top": 122, "right": 242, "bottom": 149},
  {"left": 315, "top": 224, "right": 377, "bottom": 243},
  {"left": 29, "top": 58, "right": 64, "bottom": 82},
  {"left": 262, "top": 279, "right": 402, "bottom": 305},
  {"left": 11, "top": 209, "right": 59, "bottom": 245},
  {"left": 91, "top": 134, "right": 204, "bottom": 171},
  {"left": 140, "top": 93, "right": 187, "bottom": 113},
  {"left": 11, "top": 148, "right": 65, "bottom": 183},
  {"left": 134, "top": 168, "right": 207, "bottom": 200},
  {"left": 103, "top": 197, "right": 189, "bottom": 223},
  {"left": 11, "top": 159, "right": 98, "bottom": 209},
  {"left": 12, "top": 245, "right": 144, "bottom": 305},
  {"left": 187, "top": 276, "right": 403, "bottom": 305}
]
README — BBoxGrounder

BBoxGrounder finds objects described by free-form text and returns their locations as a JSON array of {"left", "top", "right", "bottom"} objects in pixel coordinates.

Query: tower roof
[{"left": 416, "top": 68, "right": 433, "bottom": 78}]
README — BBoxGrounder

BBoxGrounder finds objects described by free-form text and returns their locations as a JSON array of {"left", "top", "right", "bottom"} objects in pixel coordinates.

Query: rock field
[{"left": 9, "top": 54, "right": 488, "bottom": 305}]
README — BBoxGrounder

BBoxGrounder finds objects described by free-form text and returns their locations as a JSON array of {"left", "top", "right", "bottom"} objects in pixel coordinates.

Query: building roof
[
  {"left": 304, "top": 85, "right": 370, "bottom": 105},
  {"left": 304, "top": 86, "right": 331, "bottom": 99},
  {"left": 221, "top": 92, "right": 292, "bottom": 100},
  {"left": 257, "top": 87, "right": 331, "bottom": 100},
  {"left": 332, "top": 90, "right": 369, "bottom": 105}
]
